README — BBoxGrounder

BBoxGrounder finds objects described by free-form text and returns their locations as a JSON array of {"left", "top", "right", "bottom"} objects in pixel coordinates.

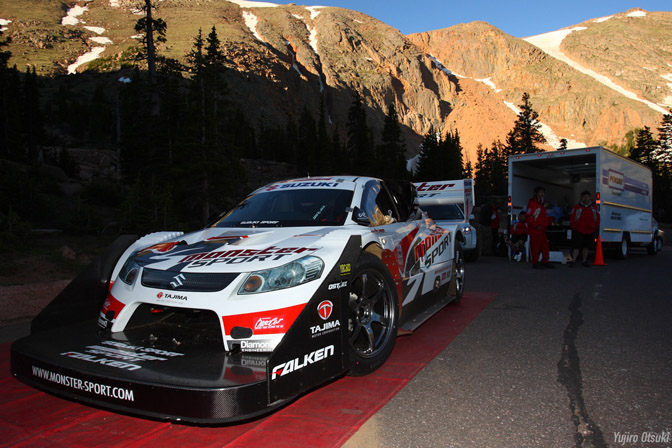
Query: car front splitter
[{"left": 10, "top": 320, "right": 288, "bottom": 424}]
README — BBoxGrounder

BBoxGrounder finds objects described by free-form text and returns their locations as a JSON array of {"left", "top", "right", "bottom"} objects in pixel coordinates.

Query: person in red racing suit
[
  {"left": 569, "top": 191, "right": 600, "bottom": 267},
  {"left": 525, "top": 186, "right": 554, "bottom": 269}
]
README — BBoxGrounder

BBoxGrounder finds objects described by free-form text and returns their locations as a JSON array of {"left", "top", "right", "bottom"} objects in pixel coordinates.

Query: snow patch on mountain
[
  {"left": 62, "top": 5, "right": 88, "bottom": 26},
  {"left": 228, "top": 0, "right": 278, "bottom": 7},
  {"left": 90, "top": 36, "right": 113, "bottom": 45},
  {"left": 109, "top": 0, "right": 120, "bottom": 7},
  {"left": 475, "top": 77, "right": 501, "bottom": 93},
  {"left": 68, "top": 47, "right": 105, "bottom": 74},
  {"left": 308, "top": 25, "right": 319, "bottom": 54},
  {"left": 503, "top": 101, "right": 584, "bottom": 149},
  {"left": 0, "top": 18, "right": 10, "bottom": 32},
  {"left": 427, "top": 55, "right": 466, "bottom": 78},
  {"left": 661, "top": 73, "right": 672, "bottom": 107},
  {"left": 306, "top": 7, "right": 322, "bottom": 20},
  {"left": 524, "top": 28, "right": 668, "bottom": 115},
  {"left": 84, "top": 26, "right": 106, "bottom": 35},
  {"left": 627, "top": 10, "right": 646, "bottom": 18},
  {"left": 593, "top": 16, "right": 613, "bottom": 23},
  {"left": 242, "top": 11, "right": 265, "bottom": 42}
]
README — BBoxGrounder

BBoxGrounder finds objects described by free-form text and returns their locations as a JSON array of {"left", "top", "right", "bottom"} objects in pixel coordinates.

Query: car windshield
[
  {"left": 420, "top": 204, "right": 464, "bottom": 221},
  {"left": 213, "top": 188, "right": 354, "bottom": 228}
]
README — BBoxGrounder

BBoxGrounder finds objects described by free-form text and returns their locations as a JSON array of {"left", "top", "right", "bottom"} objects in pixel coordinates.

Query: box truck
[
  {"left": 508, "top": 146, "right": 657, "bottom": 259},
  {"left": 414, "top": 179, "right": 479, "bottom": 261}
]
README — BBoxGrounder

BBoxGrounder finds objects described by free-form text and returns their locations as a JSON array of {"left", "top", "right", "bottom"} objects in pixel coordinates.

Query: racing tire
[
  {"left": 347, "top": 252, "right": 399, "bottom": 376},
  {"left": 450, "top": 245, "right": 465, "bottom": 303}
]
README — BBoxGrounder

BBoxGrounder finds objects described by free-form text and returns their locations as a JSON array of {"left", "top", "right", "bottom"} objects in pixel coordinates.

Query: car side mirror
[{"left": 351, "top": 206, "right": 372, "bottom": 226}]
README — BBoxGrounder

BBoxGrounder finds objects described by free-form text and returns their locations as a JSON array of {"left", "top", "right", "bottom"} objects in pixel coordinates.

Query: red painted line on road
[{"left": 0, "top": 292, "right": 495, "bottom": 447}]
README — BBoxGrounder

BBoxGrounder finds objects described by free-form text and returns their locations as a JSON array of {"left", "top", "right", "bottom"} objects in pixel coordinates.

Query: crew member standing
[
  {"left": 569, "top": 191, "right": 600, "bottom": 267},
  {"left": 526, "top": 186, "right": 554, "bottom": 269}
]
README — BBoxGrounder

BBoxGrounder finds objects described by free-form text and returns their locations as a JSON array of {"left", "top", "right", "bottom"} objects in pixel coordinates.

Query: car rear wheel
[{"left": 347, "top": 253, "right": 398, "bottom": 376}]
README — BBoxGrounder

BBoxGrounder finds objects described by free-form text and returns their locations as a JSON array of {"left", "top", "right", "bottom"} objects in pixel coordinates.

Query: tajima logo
[
  {"left": 317, "top": 300, "right": 333, "bottom": 320},
  {"left": 157, "top": 292, "right": 187, "bottom": 301},
  {"left": 254, "top": 317, "right": 284, "bottom": 330},
  {"left": 271, "top": 345, "right": 335, "bottom": 380}
]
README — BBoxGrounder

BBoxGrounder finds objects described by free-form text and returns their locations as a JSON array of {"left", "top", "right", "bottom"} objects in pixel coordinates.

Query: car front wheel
[
  {"left": 450, "top": 246, "right": 465, "bottom": 302},
  {"left": 347, "top": 252, "right": 398, "bottom": 376}
]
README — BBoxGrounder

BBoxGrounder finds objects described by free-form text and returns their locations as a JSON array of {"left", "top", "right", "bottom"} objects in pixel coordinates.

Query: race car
[
  {"left": 11, "top": 176, "right": 465, "bottom": 423},
  {"left": 415, "top": 180, "right": 479, "bottom": 261}
]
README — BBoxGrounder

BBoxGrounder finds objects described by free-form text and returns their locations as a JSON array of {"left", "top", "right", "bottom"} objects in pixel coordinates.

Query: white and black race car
[{"left": 11, "top": 176, "right": 465, "bottom": 423}]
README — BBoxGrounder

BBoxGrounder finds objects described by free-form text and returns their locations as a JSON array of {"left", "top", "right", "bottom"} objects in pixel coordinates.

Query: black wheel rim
[
  {"left": 348, "top": 269, "right": 395, "bottom": 358},
  {"left": 455, "top": 250, "right": 464, "bottom": 295}
]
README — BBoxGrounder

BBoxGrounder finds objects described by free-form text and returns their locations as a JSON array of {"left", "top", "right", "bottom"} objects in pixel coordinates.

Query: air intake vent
[{"left": 141, "top": 268, "right": 238, "bottom": 292}]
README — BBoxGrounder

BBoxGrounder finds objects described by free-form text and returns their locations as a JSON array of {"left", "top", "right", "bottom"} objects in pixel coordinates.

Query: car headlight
[
  {"left": 118, "top": 254, "right": 141, "bottom": 285},
  {"left": 239, "top": 256, "right": 324, "bottom": 294}
]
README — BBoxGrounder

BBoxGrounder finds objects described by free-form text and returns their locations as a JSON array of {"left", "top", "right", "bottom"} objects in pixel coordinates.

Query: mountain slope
[{"left": 1, "top": 0, "right": 670, "bottom": 165}]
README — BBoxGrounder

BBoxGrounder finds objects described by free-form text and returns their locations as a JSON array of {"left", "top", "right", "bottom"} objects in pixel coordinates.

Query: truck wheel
[
  {"left": 616, "top": 237, "right": 628, "bottom": 259},
  {"left": 347, "top": 253, "right": 398, "bottom": 376},
  {"left": 648, "top": 236, "right": 663, "bottom": 255},
  {"left": 450, "top": 246, "right": 465, "bottom": 303}
]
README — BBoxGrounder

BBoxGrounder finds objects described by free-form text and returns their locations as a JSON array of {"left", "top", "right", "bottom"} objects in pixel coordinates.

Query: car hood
[{"left": 132, "top": 226, "right": 347, "bottom": 273}]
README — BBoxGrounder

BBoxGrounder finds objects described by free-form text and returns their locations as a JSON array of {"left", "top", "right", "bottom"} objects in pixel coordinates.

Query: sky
[{"left": 303, "top": 0, "right": 672, "bottom": 37}]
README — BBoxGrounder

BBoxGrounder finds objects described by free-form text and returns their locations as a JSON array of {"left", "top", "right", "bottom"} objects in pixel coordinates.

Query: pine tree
[
  {"left": 134, "top": 0, "right": 167, "bottom": 115},
  {"left": 631, "top": 126, "right": 658, "bottom": 172},
  {"left": 558, "top": 138, "right": 568, "bottom": 151},
  {"left": 346, "top": 93, "right": 372, "bottom": 175},
  {"left": 378, "top": 103, "right": 407, "bottom": 179},
  {"left": 474, "top": 141, "right": 507, "bottom": 203},
  {"left": 655, "top": 111, "right": 672, "bottom": 169},
  {"left": 297, "top": 107, "right": 317, "bottom": 175},
  {"left": 414, "top": 127, "right": 439, "bottom": 180},
  {"left": 441, "top": 129, "right": 464, "bottom": 179},
  {"left": 22, "top": 66, "right": 42, "bottom": 162},
  {"left": 505, "top": 92, "right": 546, "bottom": 154},
  {"left": 315, "top": 99, "right": 332, "bottom": 175}
]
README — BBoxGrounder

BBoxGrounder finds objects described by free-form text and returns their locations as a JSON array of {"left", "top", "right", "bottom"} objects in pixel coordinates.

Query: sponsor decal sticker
[
  {"left": 240, "top": 339, "right": 276, "bottom": 352},
  {"left": 222, "top": 303, "right": 304, "bottom": 336},
  {"left": 317, "top": 300, "right": 333, "bottom": 320},
  {"left": 327, "top": 281, "right": 348, "bottom": 291},
  {"left": 271, "top": 345, "right": 335, "bottom": 380},
  {"left": 254, "top": 317, "right": 285, "bottom": 331},
  {"left": 60, "top": 340, "right": 184, "bottom": 371},
  {"left": 180, "top": 246, "right": 318, "bottom": 268},
  {"left": 156, "top": 291, "right": 188, "bottom": 302},
  {"left": 415, "top": 182, "right": 456, "bottom": 192},
  {"left": 339, "top": 263, "right": 351, "bottom": 276},
  {"left": 31, "top": 366, "right": 135, "bottom": 402},
  {"left": 310, "top": 319, "right": 341, "bottom": 338}
]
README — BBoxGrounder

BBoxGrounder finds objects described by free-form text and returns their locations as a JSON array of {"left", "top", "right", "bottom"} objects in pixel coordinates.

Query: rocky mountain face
[{"left": 1, "top": 0, "right": 670, "bottom": 164}]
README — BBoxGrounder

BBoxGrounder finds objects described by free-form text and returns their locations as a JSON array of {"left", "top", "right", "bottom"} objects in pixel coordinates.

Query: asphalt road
[{"left": 344, "top": 247, "right": 672, "bottom": 448}]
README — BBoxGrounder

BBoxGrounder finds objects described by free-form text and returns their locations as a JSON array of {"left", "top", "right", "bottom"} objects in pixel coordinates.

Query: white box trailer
[
  {"left": 508, "top": 146, "right": 656, "bottom": 258},
  {"left": 414, "top": 179, "right": 479, "bottom": 261}
]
